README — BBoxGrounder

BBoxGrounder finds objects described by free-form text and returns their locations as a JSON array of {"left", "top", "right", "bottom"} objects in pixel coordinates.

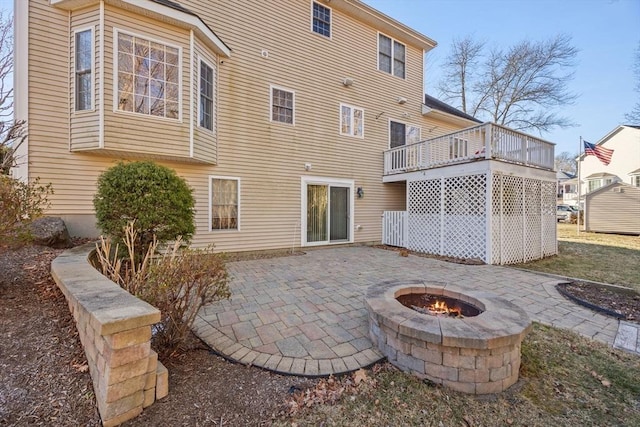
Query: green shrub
[
  {"left": 93, "top": 161, "right": 195, "bottom": 256},
  {"left": 0, "top": 175, "right": 53, "bottom": 243}
]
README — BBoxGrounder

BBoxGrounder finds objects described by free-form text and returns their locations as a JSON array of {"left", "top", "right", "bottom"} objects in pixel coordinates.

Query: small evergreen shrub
[{"left": 93, "top": 161, "right": 195, "bottom": 255}]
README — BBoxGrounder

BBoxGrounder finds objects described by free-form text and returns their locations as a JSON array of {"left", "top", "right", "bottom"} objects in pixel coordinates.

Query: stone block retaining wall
[{"left": 51, "top": 244, "right": 168, "bottom": 427}]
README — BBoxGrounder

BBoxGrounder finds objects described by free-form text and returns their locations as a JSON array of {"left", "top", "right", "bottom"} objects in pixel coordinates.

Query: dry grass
[
  {"left": 279, "top": 323, "right": 640, "bottom": 427},
  {"left": 557, "top": 223, "right": 640, "bottom": 250},
  {"left": 517, "top": 224, "right": 640, "bottom": 292}
]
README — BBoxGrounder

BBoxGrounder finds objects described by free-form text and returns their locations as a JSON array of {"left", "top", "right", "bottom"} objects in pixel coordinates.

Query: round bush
[{"left": 93, "top": 161, "right": 195, "bottom": 250}]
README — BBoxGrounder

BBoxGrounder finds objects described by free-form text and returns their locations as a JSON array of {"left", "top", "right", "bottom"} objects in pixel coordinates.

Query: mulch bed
[
  {"left": 557, "top": 281, "right": 640, "bottom": 324},
  {"left": 0, "top": 243, "right": 101, "bottom": 426},
  {"left": 374, "top": 245, "right": 485, "bottom": 265}
]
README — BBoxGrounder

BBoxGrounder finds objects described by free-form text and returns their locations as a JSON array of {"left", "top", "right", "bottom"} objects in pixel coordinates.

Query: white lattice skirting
[{"left": 383, "top": 172, "right": 557, "bottom": 265}]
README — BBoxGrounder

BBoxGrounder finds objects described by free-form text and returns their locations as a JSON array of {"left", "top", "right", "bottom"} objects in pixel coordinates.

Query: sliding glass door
[{"left": 305, "top": 180, "right": 352, "bottom": 245}]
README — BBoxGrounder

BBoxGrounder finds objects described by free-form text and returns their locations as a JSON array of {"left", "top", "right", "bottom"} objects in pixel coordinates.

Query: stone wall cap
[{"left": 52, "top": 243, "right": 160, "bottom": 335}]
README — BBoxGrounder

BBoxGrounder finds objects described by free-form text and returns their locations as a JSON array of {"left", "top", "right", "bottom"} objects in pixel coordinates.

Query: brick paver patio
[{"left": 192, "top": 246, "right": 631, "bottom": 376}]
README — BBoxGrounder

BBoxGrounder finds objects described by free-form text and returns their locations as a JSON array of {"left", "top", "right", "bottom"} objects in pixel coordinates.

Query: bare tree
[
  {"left": 0, "top": 10, "right": 25, "bottom": 174},
  {"left": 439, "top": 34, "right": 579, "bottom": 134},
  {"left": 554, "top": 151, "right": 577, "bottom": 175},
  {"left": 438, "top": 36, "right": 485, "bottom": 114},
  {"left": 625, "top": 42, "right": 640, "bottom": 124}
]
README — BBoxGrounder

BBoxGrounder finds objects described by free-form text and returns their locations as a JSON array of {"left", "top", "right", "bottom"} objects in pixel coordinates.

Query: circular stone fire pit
[{"left": 365, "top": 282, "right": 531, "bottom": 394}]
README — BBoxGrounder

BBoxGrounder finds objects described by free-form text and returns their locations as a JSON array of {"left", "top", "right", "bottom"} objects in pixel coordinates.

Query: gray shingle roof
[{"left": 424, "top": 94, "right": 481, "bottom": 123}]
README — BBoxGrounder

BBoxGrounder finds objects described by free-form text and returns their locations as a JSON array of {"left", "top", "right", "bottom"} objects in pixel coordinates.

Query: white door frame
[{"left": 301, "top": 176, "right": 355, "bottom": 247}]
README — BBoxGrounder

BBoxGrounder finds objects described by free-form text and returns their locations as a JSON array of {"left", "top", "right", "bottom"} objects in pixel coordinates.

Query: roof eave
[
  {"left": 421, "top": 105, "right": 479, "bottom": 127},
  {"left": 51, "top": 0, "right": 231, "bottom": 57},
  {"left": 329, "top": 0, "right": 437, "bottom": 51}
]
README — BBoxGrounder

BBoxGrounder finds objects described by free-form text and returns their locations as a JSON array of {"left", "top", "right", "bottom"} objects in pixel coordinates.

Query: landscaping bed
[{"left": 558, "top": 281, "right": 640, "bottom": 323}]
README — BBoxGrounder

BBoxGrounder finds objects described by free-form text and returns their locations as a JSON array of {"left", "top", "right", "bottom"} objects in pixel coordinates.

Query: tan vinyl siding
[
  {"left": 102, "top": 5, "right": 191, "bottom": 158},
  {"left": 585, "top": 183, "right": 640, "bottom": 234},
  {"left": 178, "top": 0, "right": 428, "bottom": 250},
  {"left": 192, "top": 38, "right": 218, "bottom": 163},
  {"left": 69, "top": 6, "right": 100, "bottom": 150},
  {"left": 28, "top": 1, "right": 78, "bottom": 212},
  {"left": 27, "top": 0, "right": 471, "bottom": 252}
]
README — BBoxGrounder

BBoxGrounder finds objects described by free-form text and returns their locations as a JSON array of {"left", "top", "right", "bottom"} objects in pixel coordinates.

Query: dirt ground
[{"left": 1, "top": 243, "right": 638, "bottom": 426}]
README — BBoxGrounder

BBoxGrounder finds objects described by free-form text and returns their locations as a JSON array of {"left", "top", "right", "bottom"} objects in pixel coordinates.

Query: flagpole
[{"left": 577, "top": 136, "right": 582, "bottom": 234}]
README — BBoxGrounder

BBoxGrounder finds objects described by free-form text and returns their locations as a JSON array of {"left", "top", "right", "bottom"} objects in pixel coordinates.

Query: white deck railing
[{"left": 383, "top": 122, "right": 554, "bottom": 175}]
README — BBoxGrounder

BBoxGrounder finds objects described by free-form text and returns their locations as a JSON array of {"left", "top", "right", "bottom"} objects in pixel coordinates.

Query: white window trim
[
  {"left": 13, "top": 0, "right": 28, "bottom": 180},
  {"left": 300, "top": 176, "right": 355, "bottom": 247},
  {"left": 269, "top": 84, "right": 296, "bottom": 125},
  {"left": 112, "top": 28, "right": 183, "bottom": 122},
  {"left": 73, "top": 26, "right": 95, "bottom": 113},
  {"left": 339, "top": 103, "right": 364, "bottom": 138},
  {"left": 388, "top": 119, "right": 421, "bottom": 149},
  {"left": 377, "top": 31, "right": 406, "bottom": 79},
  {"left": 310, "top": 1, "right": 332, "bottom": 39},
  {"left": 209, "top": 176, "right": 241, "bottom": 232},
  {"left": 197, "top": 55, "right": 215, "bottom": 133}
]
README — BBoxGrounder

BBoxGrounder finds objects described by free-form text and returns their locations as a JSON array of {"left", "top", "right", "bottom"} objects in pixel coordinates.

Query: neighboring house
[
  {"left": 556, "top": 170, "right": 577, "bottom": 204},
  {"left": 584, "top": 182, "right": 640, "bottom": 235},
  {"left": 14, "top": 0, "right": 556, "bottom": 264},
  {"left": 577, "top": 125, "right": 640, "bottom": 197},
  {"left": 574, "top": 125, "right": 640, "bottom": 234}
]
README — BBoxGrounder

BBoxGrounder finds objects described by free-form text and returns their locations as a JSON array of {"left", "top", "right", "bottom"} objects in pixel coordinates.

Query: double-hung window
[
  {"left": 210, "top": 177, "right": 239, "bottom": 231},
  {"left": 312, "top": 1, "right": 331, "bottom": 38},
  {"left": 389, "top": 121, "right": 420, "bottom": 148},
  {"left": 271, "top": 86, "right": 295, "bottom": 124},
  {"left": 199, "top": 60, "right": 214, "bottom": 131},
  {"left": 340, "top": 104, "right": 363, "bottom": 137},
  {"left": 378, "top": 34, "right": 405, "bottom": 78},
  {"left": 117, "top": 31, "right": 180, "bottom": 119},
  {"left": 75, "top": 29, "right": 93, "bottom": 111}
]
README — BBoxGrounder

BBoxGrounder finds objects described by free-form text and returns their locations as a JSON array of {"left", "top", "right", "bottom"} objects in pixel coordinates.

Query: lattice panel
[
  {"left": 407, "top": 179, "right": 441, "bottom": 254},
  {"left": 524, "top": 179, "right": 542, "bottom": 262},
  {"left": 442, "top": 174, "right": 486, "bottom": 260},
  {"left": 540, "top": 181, "right": 557, "bottom": 257},
  {"left": 491, "top": 175, "right": 503, "bottom": 265},
  {"left": 499, "top": 175, "right": 524, "bottom": 265}
]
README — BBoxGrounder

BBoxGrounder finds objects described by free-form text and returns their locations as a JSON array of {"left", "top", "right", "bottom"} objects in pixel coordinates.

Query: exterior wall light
[{"left": 357, "top": 187, "right": 364, "bottom": 198}]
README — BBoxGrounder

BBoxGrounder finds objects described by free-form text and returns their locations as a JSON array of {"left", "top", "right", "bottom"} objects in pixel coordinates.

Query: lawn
[
  {"left": 517, "top": 223, "right": 640, "bottom": 292},
  {"left": 278, "top": 323, "right": 640, "bottom": 427}
]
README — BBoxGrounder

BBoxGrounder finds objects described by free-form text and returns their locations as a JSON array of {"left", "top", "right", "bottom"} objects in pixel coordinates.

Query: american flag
[{"left": 584, "top": 141, "right": 614, "bottom": 166}]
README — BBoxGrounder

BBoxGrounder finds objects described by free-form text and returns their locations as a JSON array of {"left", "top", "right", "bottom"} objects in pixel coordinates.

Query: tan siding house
[{"left": 16, "top": 0, "right": 556, "bottom": 261}]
